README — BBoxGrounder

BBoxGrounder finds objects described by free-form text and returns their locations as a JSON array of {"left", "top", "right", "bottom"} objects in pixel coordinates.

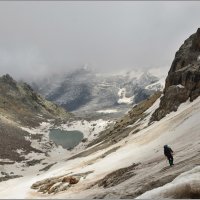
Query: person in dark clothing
[{"left": 164, "top": 145, "right": 174, "bottom": 166}]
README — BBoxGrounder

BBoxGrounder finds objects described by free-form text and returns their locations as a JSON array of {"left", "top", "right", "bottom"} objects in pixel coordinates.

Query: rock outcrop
[
  {"left": 151, "top": 28, "right": 200, "bottom": 122},
  {"left": 94, "top": 163, "right": 140, "bottom": 188},
  {"left": 31, "top": 171, "right": 93, "bottom": 194}
]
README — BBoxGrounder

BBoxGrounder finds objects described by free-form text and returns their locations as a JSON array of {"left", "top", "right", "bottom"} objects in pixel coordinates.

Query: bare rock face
[{"left": 151, "top": 28, "right": 200, "bottom": 122}]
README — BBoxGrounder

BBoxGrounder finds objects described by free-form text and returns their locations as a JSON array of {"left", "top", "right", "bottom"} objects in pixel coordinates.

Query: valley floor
[{"left": 0, "top": 97, "right": 200, "bottom": 199}]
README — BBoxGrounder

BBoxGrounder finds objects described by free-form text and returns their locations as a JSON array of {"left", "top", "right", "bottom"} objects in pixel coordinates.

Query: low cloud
[{"left": 0, "top": 1, "right": 200, "bottom": 80}]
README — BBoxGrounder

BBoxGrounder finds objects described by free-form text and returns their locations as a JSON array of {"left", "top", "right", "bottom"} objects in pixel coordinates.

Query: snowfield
[
  {"left": 137, "top": 166, "right": 200, "bottom": 199},
  {"left": 0, "top": 97, "right": 200, "bottom": 198}
]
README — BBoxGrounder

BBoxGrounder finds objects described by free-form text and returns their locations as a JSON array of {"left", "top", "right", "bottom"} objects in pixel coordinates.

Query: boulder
[{"left": 62, "top": 176, "right": 79, "bottom": 184}]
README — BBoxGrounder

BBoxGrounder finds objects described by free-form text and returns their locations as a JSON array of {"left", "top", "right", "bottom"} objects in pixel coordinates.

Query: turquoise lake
[{"left": 49, "top": 129, "right": 84, "bottom": 149}]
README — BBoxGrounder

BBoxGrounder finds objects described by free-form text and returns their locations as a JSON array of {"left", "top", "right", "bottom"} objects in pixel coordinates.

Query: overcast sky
[{"left": 0, "top": 1, "right": 200, "bottom": 81}]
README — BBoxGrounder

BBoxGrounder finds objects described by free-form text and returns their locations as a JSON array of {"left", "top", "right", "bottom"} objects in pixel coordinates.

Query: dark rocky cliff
[{"left": 151, "top": 28, "right": 200, "bottom": 122}]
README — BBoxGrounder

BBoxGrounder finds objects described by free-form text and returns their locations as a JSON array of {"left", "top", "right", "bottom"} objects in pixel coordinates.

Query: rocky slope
[
  {"left": 0, "top": 74, "right": 71, "bottom": 127},
  {"left": 0, "top": 74, "right": 72, "bottom": 164},
  {"left": 151, "top": 28, "right": 200, "bottom": 122}
]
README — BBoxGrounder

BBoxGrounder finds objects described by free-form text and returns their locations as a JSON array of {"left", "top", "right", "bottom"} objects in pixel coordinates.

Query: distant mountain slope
[
  {"left": 0, "top": 74, "right": 71, "bottom": 127},
  {"left": 32, "top": 68, "right": 165, "bottom": 118},
  {"left": 0, "top": 74, "right": 72, "bottom": 163}
]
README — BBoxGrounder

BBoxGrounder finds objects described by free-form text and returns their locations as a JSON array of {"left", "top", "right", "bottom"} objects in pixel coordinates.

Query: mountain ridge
[
  {"left": 32, "top": 68, "right": 165, "bottom": 119},
  {"left": 0, "top": 74, "right": 72, "bottom": 127}
]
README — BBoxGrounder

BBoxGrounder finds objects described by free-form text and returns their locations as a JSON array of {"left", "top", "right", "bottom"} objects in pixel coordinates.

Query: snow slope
[
  {"left": 137, "top": 166, "right": 200, "bottom": 199},
  {"left": 0, "top": 96, "right": 199, "bottom": 198}
]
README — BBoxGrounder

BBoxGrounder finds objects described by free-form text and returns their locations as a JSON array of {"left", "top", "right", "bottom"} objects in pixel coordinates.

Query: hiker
[{"left": 164, "top": 145, "right": 174, "bottom": 166}]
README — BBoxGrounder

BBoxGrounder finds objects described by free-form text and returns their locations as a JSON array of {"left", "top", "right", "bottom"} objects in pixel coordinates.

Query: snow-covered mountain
[
  {"left": 0, "top": 28, "right": 200, "bottom": 199},
  {"left": 32, "top": 67, "right": 166, "bottom": 118}
]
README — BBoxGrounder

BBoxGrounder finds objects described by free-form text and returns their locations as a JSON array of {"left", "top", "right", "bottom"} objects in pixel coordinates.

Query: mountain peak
[
  {"left": 151, "top": 28, "right": 200, "bottom": 122},
  {"left": 191, "top": 27, "right": 200, "bottom": 51},
  {"left": 0, "top": 74, "right": 16, "bottom": 85}
]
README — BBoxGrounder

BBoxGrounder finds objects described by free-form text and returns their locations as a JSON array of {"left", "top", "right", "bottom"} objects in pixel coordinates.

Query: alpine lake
[{"left": 49, "top": 129, "right": 84, "bottom": 150}]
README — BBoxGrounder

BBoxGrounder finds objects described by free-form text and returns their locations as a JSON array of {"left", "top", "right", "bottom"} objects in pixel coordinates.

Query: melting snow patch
[
  {"left": 21, "top": 122, "right": 52, "bottom": 135},
  {"left": 16, "top": 149, "right": 26, "bottom": 154},
  {"left": 60, "top": 119, "right": 113, "bottom": 152},
  {"left": 145, "top": 97, "right": 161, "bottom": 114},
  {"left": 96, "top": 109, "right": 118, "bottom": 114},
  {"left": 0, "top": 158, "right": 13, "bottom": 163},
  {"left": 118, "top": 88, "right": 134, "bottom": 104},
  {"left": 145, "top": 80, "right": 164, "bottom": 91},
  {"left": 176, "top": 84, "right": 184, "bottom": 88}
]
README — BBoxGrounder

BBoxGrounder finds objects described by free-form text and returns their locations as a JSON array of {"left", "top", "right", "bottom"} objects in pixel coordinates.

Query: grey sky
[{"left": 0, "top": 1, "right": 200, "bottom": 80}]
